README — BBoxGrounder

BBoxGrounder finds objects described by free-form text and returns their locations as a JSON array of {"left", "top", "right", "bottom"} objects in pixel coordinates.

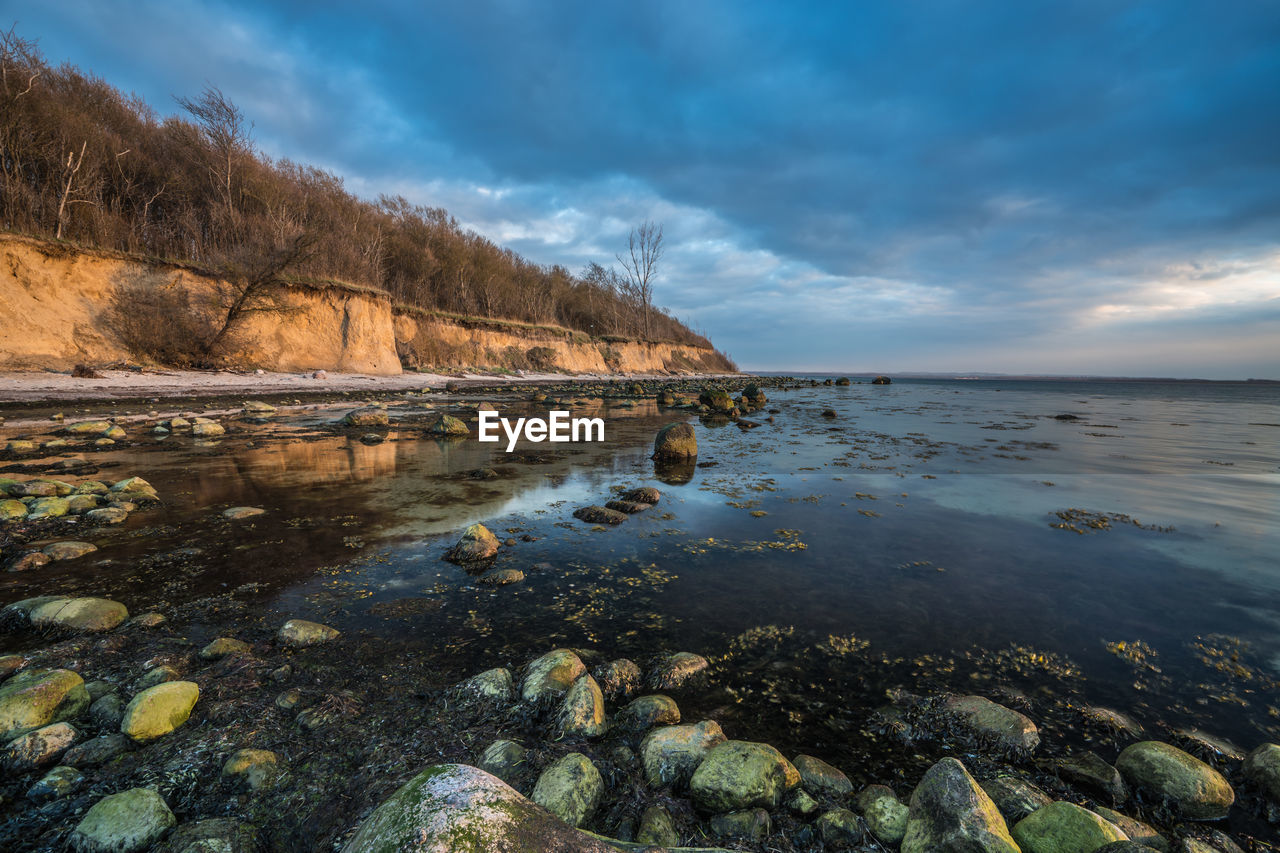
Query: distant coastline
[{"left": 754, "top": 371, "right": 1278, "bottom": 384}]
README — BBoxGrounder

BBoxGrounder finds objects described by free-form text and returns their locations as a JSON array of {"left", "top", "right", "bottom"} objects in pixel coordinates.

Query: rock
[
  {"left": 135, "top": 665, "right": 180, "bottom": 690},
  {"left": 816, "top": 808, "right": 861, "bottom": 843},
  {"left": 120, "top": 681, "right": 199, "bottom": 743},
  {"left": 835, "top": 377, "right": 850, "bottom": 386},
  {"left": 200, "top": 637, "right": 252, "bottom": 660},
  {"left": 787, "top": 787, "right": 820, "bottom": 816},
  {"left": 1174, "top": 832, "right": 1245, "bottom": 853},
  {"left": 1012, "top": 802, "right": 1128, "bottom": 853},
  {"left": 1082, "top": 706, "right": 1144, "bottom": 738},
  {"left": 641, "top": 720, "right": 727, "bottom": 788},
  {"left": 1093, "top": 807, "right": 1167, "bottom": 852},
  {"left": 459, "top": 668, "right": 514, "bottom": 703},
  {"left": 794, "top": 753, "right": 853, "bottom": 796},
  {"left": 861, "top": 786, "right": 910, "bottom": 843},
  {"left": 982, "top": 775, "right": 1054, "bottom": 823},
  {"left": 277, "top": 618, "right": 340, "bottom": 647},
  {"left": 532, "top": 752, "right": 604, "bottom": 827},
  {"left": 1243, "top": 743, "right": 1280, "bottom": 804},
  {"left": 129, "top": 611, "right": 166, "bottom": 628},
  {"left": 64, "top": 420, "right": 113, "bottom": 435},
  {"left": 4, "top": 721, "right": 78, "bottom": 769},
  {"left": 653, "top": 422, "right": 698, "bottom": 459},
  {"left": 945, "top": 694, "right": 1041, "bottom": 752},
  {"left": 637, "top": 803, "right": 679, "bottom": 846},
  {"left": 0, "top": 498, "right": 28, "bottom": 520},
  {"left": 63, "top": 733, "right": 130, "bottom": 766},
  {"left": 89, "top": 693, "right": 124, "bottom": 729},
  {"left": 648, "top": 652, "right": 709, "bottom": 690},
  {"left": 28, "top": 765, "right": 84, "bottom": 801},
  {"left": 902, "top": 757, "right": 1019, "bottom": 853},
  {"left": 30, "top": 597, "right": 127, "bottom": 632},
  {"left": 243, "top": 400, "right": 276, "bottom": 414},
  {"left": 605, "top": 499, "right": 651, "bottom": 514},
  {"left": 9, "top": 480, "right": 57, "bottom": 497},
  {"left": 111, "top": 476, "right": 156, "bottom": 496},
  {"left": 42, "top": 541, "right": 98, "bottom": 561},
  {"left": 479, "top": 739, "right": 526, "bottom": 784},
  {"left": 66, "top": 494, "right": 101, "bottom": 513},
  {"left": 69, "top": 787, "right": 176, "bottom": 853},
  {"left": 619, "top": 694, "right": 681, "bottom": 730},
  {"left": 573, "top": 505, "right": 628, "bottom": 524},
  {"left": 521, "top": 649, "right": 586, "bottom": 702},
  {"left": 872, "top": 375, "right": 892, "bottom": 384},
  {"left": 86, "top": 506, "right": 129, "bottom": 524},
  {"left": 1057, "top": 751, "right": 1128, "bottom": 802},
  {"left": 593, "top": 659, "right": 643, "bottom": 700},
  {"left": 427, "top": 414, "right": 469, "bottom": 436},
  {"left": 0, "top": 654, "right": 28, "bottom": 678},
  {"left": 444, "top": 523, "right": 500, "bottom": 563},
  {"left": 623, "top": 487, "right": 661, "bottom": 504},
  {"left": 690, "top": 740, "right": 800, "bottom": 812},
  {"left": 9, "top": 552, "right": 51, "bottom": 571},
  {"left": 0, "top": 668, "right": 89, "bottom": 741},
  {"left": 1093, "top": 845, "right": 1163, "bottom": 853},
  {"left": 192, "top": 420, "right": 226, "bottom": 437},
  {"left": 166, "top": 418, "right": 190, "bottom": 429},
  {"left": 479, "top": 568, "right": 524, "bottom": 586},
  {"left": 710, "top": 808, "right": 771, "bottom": 840},
  {"left": 222, "top": 506, "right": 265, "bottom": 520},
  {"left": 1115, "top": 741, "right": 1234, "bottom": 820},
  {"left": 275, "top": 688, "right": 302, "bottom": 710},
  {"left": 27, "top": 496, "right": 71, "bottom": 518},
  {"left": 342, "top": 408, "right": 389, "bottom": 428},
  {"left": 158, "top": 818, "right": 259, "bottom": 853},
  {"left": 222, "top": 748, "right": 280, "bottom": 790},
  {"left": 557, "top": 674, "right": 606, "bottom": 738}
]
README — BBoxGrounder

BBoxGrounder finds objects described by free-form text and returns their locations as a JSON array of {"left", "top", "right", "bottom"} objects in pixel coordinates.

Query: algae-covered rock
[
  {"left": 200, "top": 637, "right": 252, "bottom": 660},
  {"left": 794, "top": 753, "right": 853, "bottom": 796},
  {"left": 427, "top": 414, "right": 469, "bottom": 436},
  {"left": 120, "top": 682, "right": 198, "bottom": 743},
  {"left": 1093, "top": 807, "right": 1167, "bottom": 852},
  {"left": 277, "top": 618, "right": 340, "bottom": 647},
  {"left": 30, "top": 597, "right": 126, "bottom": 632},
  {"left": 619, "top": 694, "right": 680, "bottom": 730},
  {"left": 1115, "top": 741, "right": 1234, "bottom": 820},
  {"left": 690, "top": 740, "right": 799, "bottom": 812},
  {"left": 1012, "top": 801, "right": 1128, "bottom": 853},
  {"left": 946, "top": 694, "right": 1040, "bottom": 752},
  {"left": 69, "top": 787, "right": 175, "bottom": 852},
  {"left": 342, "top": 407, "right": 389, "bottom": 428},
  {"left": 1057, "top": 751, "right": 1128, "bottom": 802},
  {"left": 861, "top": 785, "right": 910, "bottom": 844},
  {"left": 41, "top": 541, "right": 98, "bottom": 561},
  {"left": 647, "top": 651, "right": 709, "bottom": 690},
  {"left": 902, "top": 757, "right": 1019, "bottom": 853},
  {"left": 573, "top": 505, "right": 628, "bottom": 525},
  {"left": 983, "top": 775, "right": 1054, "bottom": 823},
  {"left": 444, "top": 523, "right": 500, "bottom": 563},
  {"left": 638, "top": 804, "right": 680, "bottom": 846},
  {"left": 641, "top": 720, "right": 726, "bottom": 788},
  {"left": 26, "top": 497, "right": 71, "bottom": 518},
  {"left": 222, "top": 748, "right": 280, "bottom": 790},
  {"left": 156, "top": 818, "right": 259, "bottom": 853},
  {"left": 0, "top": 668, "right": 89, "bottom": 741},
  {"left": 4, "top": 721, "right": 78, "bottom": 769},
  {"left": 0, "top": 499, "right": 29, "bottom": 520},
  {"left": 557, "top": 674, "right": 606, "bottom": 738},
  {"left": 531, "top": 752, "right": 603, "bottom": 828},
  {"left": 459, "top": 668, "right": 514, "bottom": 703},
  {"left": 653, "top": 422, "right": 697, "bottom": 459},
  {"left": 521, "top": 649, "right": 586, "bottom": 702},
  {"left": 710, "top": 808, "right": 771, "bottom": 840},
  {"left": 478, "top": 739, "right": 526, "bottom": 784},
  {"left": 593, "top": 659, "right": 643, "bottom": 700},
  {"left": 1243, "top": 743, "right": 1280, "bottom": 805},
  {"left": 28, "top": 764, "right": 85, "bottom": 801}
]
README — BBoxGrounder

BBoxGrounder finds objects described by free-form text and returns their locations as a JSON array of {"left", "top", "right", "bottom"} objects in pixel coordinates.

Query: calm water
[{"left": 3, "top": 377, "right": 1279, "bottom": 777}]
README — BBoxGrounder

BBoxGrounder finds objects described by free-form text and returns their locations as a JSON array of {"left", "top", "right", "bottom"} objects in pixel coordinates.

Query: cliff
[{"left": 0, "top": 235, "right": 733, "bottom": 376}]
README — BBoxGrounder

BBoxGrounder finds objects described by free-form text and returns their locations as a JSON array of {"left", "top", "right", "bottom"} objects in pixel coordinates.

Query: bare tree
[
  {"left": 202, "top": 230, "right": 316, "bottom": 358},
  {"left": 175, "top": 85, "right": 251, "bottom": 218},
  {"left": 616, "top": 220, "right": 664, "bottom": 340}
]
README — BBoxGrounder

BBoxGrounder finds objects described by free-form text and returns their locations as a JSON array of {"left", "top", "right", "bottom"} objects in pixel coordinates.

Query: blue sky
[{"left": 12, "top": 1, "right": 1280, "bottom": 377}]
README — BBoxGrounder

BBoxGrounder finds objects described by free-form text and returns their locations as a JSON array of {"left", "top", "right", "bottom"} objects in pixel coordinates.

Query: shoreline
[{"left": 0, "top": 368, "right": 746, "bottom": 406}]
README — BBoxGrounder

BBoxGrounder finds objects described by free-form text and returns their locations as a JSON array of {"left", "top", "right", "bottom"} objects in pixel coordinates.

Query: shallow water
[{"left": 4, "top": 378, "right": 1280, "bottom": 796}]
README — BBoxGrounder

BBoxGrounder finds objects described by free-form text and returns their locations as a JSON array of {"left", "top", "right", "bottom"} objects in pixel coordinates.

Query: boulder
[
  {"left": 1057, "top": 751, "right": 1128, "bottom": 802},
  {"left": 120, "top": 681, "right": 199, "bottom": 743},
  {"left": 89, "top": 694, "right": 125, "bottom": 729},
  {"left": 1243, "top": 743, "right": 1280, "bottom": 805},
  {"left": 192, "top": 420, "right": 225, "bottom": 437},
  {"left": 26, "top": 497, "right": 70, "bottom": 518},
  {"left": 872, "top": 375, "right": 892, "bottom": 384},
  {"left": 860, "top": 785, "right": 909, "bottom": 843},
  {"left": 531, "top": 752, "right": 604, "bottom": 827},
  {"left": 1093, "top": 807, "right": 1167, "bottom": 852},
  {"left": 63, "top": 733, "right": 130, "bottom": 766},
  {"left": 156, "top": 818, "right": 259, "bottom": 853},
  {"left": 605, "top": 499, "right": 651, "bottom": 514},
  {"left": 444, "top": 523, "right": 500, "bottom": 563},
  {"left": 619, "top": 694, "right": 680, "bottom": 730},
  {"left": 794, "top": 753, "right": 853, "bottom": 796},
  {"left": 653, "top": 422, "right": 698, "bottom": 459},
  {"left": 816, "top": 808, "right": 861, "bottom": 843},
  {"left": 222, "top": 748, "right": 280, "bottom": 790},
  {"left": 30, "top": 597, "right": 127, "bottom": 632},
  {"left": 1012, "top": 802, "right": 1128, "bottom": 853},
  {"left": 641, "top": 720, "right": 727, "bottom": 788},
  {"left": 557, "top": 675, "right": 606, "bottom": 738},
  {"left": 27, "top": 765, "right": 84, "bottom": 801},
  {"left": 647, "top": 652, "right": 709, "bottom": 690},
  {"left": 0, "top": 498, "right": 28, "bottom": 520},
  {"left": 982, "top": 775, "right": 1053, "bottom": 823},
  {"left": 689, "top": 740, "right": 799, "bottom": 812},
  {"left": 710, "top": 808, "right": 771, "bottom": 840},
  {"left": 946, "top": 694, "right": 1041, "bottom": 752},
  {"left": 135, "top": 665, "right": 180, "bottom": 690},
  {"left": 342, "top": 408, "right": 389, "bottom": 428},
  {"left": 901, "top": 757, "right": 1019, "bottom": 853},
  {"left": 0, "top": 668, "right": 89, "bottom": 741},
  {"left": 623, "top": 487, "right": 661, "bottom": 504},
  {"left": 637, "top": 803, "right": 679, "bottom": 846},
  {"left": 200, "top": 637, "right": 252, "bottom": 660},
  {"left": 86, "top": 507, "right": 129, "bottom": 524},
  {"left": 592, "top": 658, "right": 642, "bottom": 700},
  {"left": 1115, "top": 741, "right": 1234, "bottom": 820},
  {"left": 478, "top": 739, "right": 526, "bottom": 784},
  {"left": 41, "top": 541, "right": 98, "bottom": 561},
  {"left": 459, "top": 668, "right": 514, "bottom": 703},
  {"left": 427, "top": 415, "right": 469, "bottom": 436},
  {"left": 573, "top": 505, "right": 628, "bottom": 525},
  {"left": 277, "top": 618, "right": 340, "bottom": 647},
  {"left": 4, "top": 721, "right": 78, "bottom": 769},
  {"left": 521, "top": 649, "right": 586, "bottom": 703},
  {"left": 69, "top": 787, "right": 175, "bottom": 853}
]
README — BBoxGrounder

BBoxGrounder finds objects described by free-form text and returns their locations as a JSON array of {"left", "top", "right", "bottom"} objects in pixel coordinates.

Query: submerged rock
[
  {"left": 648, "top": 652, "right": 709, "bottom": 690},
  {"left": 479, "top": 568, "right": 524, "bottom": 586},
  {"left": 902, "top": 757, "right": 1019, "bottom": 853},
  {"left": 69, "top": 787, "right": 175, "bottom": 853},
  {"left": 641, "top": 720, "right": 727, "bottom": 788},
  {"left": 521, "top": 649, "right": 586, "bottom": 703},
  {"left": 623, "top": 486, "right": 661, "bottom": 504},
  {"left": 444, "top": 523, "right": 500, "bottom": 563},
  {"left": 653, "top": 422, "right": 698, "bottom": 459},
  {"left": 222, "top": 748, "right": 280, "bottom": 790},
  {"left": 690, "top": 740, "right": 800, "bottom": 812},
  {"left": 1012, "top": 801, "right": 1128, "bottom": 853},
  {"left": 41, "top": 541, "right": 98, "bottom": 561},
  {"left": 573, "top": 505, "right": 628, "bottom": 525},
  {"left": 277, "top": 619, "right": 340, "bottom": 647},
  {"left": 1115, "top": 741, "right": 1234, "bottom": 820},
  {"left": 222, "top": 506, "right": 265, "bottom": 520},
  {"left": 605, "top": 499, "right": 651, "bottom": 514},
  {"left": 531, "top": 752, "right": 603, "bottom": 828},
  {"left": 120, "top": 681, "right": 199, "bottom": 743},
  {"left": 945, "top": 694, "right": 1041, "bottom": 752},
  {"left": 0, "top": 668, "right": 89, "bottom": 741}
]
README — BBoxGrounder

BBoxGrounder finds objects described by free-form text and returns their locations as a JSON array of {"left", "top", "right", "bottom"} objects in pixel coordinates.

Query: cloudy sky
[{"left": 14, "top": 1, "right": 1279, "bottom": 377}]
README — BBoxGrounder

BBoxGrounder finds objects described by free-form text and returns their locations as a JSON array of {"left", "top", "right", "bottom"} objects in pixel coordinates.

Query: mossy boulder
[
  {"left": 120, "top": 681, "right": 199, "bottom": 743},
  {"left": 531, "top": 752, "right": 603, "bottom": 828},
  {"left": 619, "top": 694, "right": 680, "bottom": 730},
  {"left": 342, "top": 408, "right": 389, "bottom": 428},
  {"left": 277, "top": 618, "right": 340, "bottom": 647},
  {"left": 1012, "top": 802, "right": 1128, "bottom": 853},
  {"left": 689, "top": 740, "right": 800, "bottom": 812},
  {"left": 982, "top": 775, "right": 1053, "bottom": 823},
  {"left": 29, "top": 597, "right": 128, "bottom": 632},
  {"left": 1243, "top": 743, "right": 1280, "bottom": 805},
  {"left": 652, "top": 422, "right": 697, "bottom": 459},
  {"left": 459, "top": 668, "right": 514, "bottom": 703},
  {"left": 572, "top": 505, "right": 628, "bottom": 525},
  {"left": 41, "top": 541, "right": 99, "bottom": 561},
  {"left": 860, "top": 785, "right": 910, "bottom": 843},
  {"left": 946, "top": 694, "right": 1041, "bottom": 752},
  {"left": 200, "top": 637, "right": 252, "bottom": 660},
  {"left": 556, "top": 674, "right": 606, "bottom": 738},
  {"left": 1115, "top": 741, "right": 1234, "bottom": 819},
  {"left": 699, "top": 389, "right": 735, "bottom": 412},
  {"left": 444, "top": 523, "right": 500, "bottom": 563},
  {"left": 427, "top": 415, "right": 469, "bottom": 436},
  {"left": 794, "top": 753, "right": 853, "bottom": 796},
  {"left": 641, "top": 720, "right": 727, "bottom": 788},
  {"left": 0, "top": 668, "right": 89, "bottom": 740},
  {"left": 26, "top": 497, "right": 71, "bottom": 518},
  {"left": 816, "top": 808, "right": 861, "bottom": 844},
  {"left": 0, "top": 498, "right": 28, "bottom": 520},
  {"left": 521, "top": 649, "right": 585, "bottom": 702},
  {"left": 902, "top": 757, "right": 1019, "bottom": 853},
  {"left": 69, "top": 787, "right": 175, "bottom": 853}
]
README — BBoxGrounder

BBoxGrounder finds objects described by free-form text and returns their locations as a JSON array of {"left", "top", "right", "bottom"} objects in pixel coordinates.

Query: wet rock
[
  {"left": 4, "top": 721, "right": 78, "bottom": 769},
  {"left": 532, "top": 752, "right": 604, "bottom": 827},
  {"left": 710, "top": 808, "right": 771, "bottom": 840},
  {"left": 637, "top": 803, "right": 679, "bottom": 846},
  {"left": 1115, "top": 741, "right": 1234, "bottom": 820},
  {"left": 63, "top": 420, "right": 113, "bottom": 435},
  {"left": 945, "top": 694, "right": 1041, "bottom": 752},
  {"left": 1174, "top": 831, "right": 1245, "bottom": 853},
  {"left": 27, "top": 764, "right": 84, "bottom": 801},
  {"left": 787, "top": 787, "right": 820, "bottom": 816},
  {"left": 648, "top": 652, "right": 709, "bottom": 690},
  {"left": 120, "top": 681, "right": 199, "bottom": 743},
  {"left": 42, "top": 541, "right": 98, "bottom": 561},
  {"left": 902, "top": 757, "right": 1019, "bottom": 853},
  {"left": 1056, "top": 751, "right": 1128, "bottom": 802},
  {"left": 9, "top": 552, "right": 50, "bottom": 571},
  {"left": 444, "top": 523, "right": 500, "bottom": 563},
  {"left": 1093, "top": 807, "right": 1168, "bottom": 851},
  {"left": 222, "top": 748, "right": 280, "bottom": 790},
  {"left": 619, "top": 694, "right": 681, "bottom": 730},
  {"left": 85, "top": 506, "right": 129, "bottom": 524},
  {"left": 623, "top": 486, "right": 661, "bottom": 504},
  {"left": 700, "top": 390, "right": 736, "bottom": 413},
  {"left": 427, "top": 414, "right": 469, "bottom": 436},
  {"left": 69, "top": 787, "right": 176, "bottom": 853},
  {"left": 0, "top": 654, "right": 28, "bottom": 678},
  {"left": 872, "top": 375, "right": 892, "bottom": 384},
  {"left": 89, "top": 693, "right": 124, "bottom": 729},
  {"left": 479, "top": 568, "right": 524, "bottom": 586},
  {"left": 816, "top": 808, "right": 861, "bottom": 844},
  {"left": 200, "top": 637, "right": 252, "bottom": 660},
  {"left": 557, "top": 674, "right": 607, "bottom": 738},
  {"left": 573, "top": 505, "right": 628, "bottom": 524},
  {"left": 30, "top": 597, "right": 127, "bottom": 632},
  {"left": 1243, "top": 743, "right": 1280, "bottom": 805},
  {"left": 275, "top": 688, "right": 302, "bottom": 710},
  {"left": 459, "top": 668, "right": 514, "bottom": 703},
  {"left": 794, "top": 753, "right": 853, "bottom": 796},
  {"left": 521, "top": 649, "right": 586, "bottom": 702},
  {"left": 1173, "top": 729, "right": 1246, "bottom": 763},
  {"left": 860, "top": 785, "right": 909, "bottom": 844},
  {"left": 277, "top": 618, "right": 340, "bottom": 647},
  {"left": 690, "top": 740, "right": 800, "bottom": 812},
  {"left": 593, "top": 659, "right": 643, "bottom": 700},
  {"left": 342, "top": 407, "right": 389, "bottom": 428},
  {"left": 63, "top": 733, "right": 129, "bottom": 766},
  {"left": 605, "top": 499, "right": 652, "bottom": 514},
  {"left": 135, "top": 665, "right": 180, "bottom": 690},
  {"left": 641, "top": 720, "right": 727, "bottom": 788},
  {"left": 129, "top": 612, "right": 166, "bottom": 628},
  {"left": 1012, "top": 801, "right": 1128, "bottom": 853},
  {"left": 653, "top": 422, "right": 698, "bottom": 459},
  {"left": 835, "top": 377, "right": 850, "bottom": 386},
  {"left": 9, "top": 479, "right": 58, "bottom": 497},
  {"left": 1082, "top": 706, "right": 1144, "bottom": 738},
  {"left": 111, "top": 476, "right": 157, "bottom": 497},
  {"left": 222, "top": 506, "right": 265, "bottom": 520},
  {"left": 478, "top": 739, "right": 526, "bottom": 784},
  {"left": 341, "top": 764, "right": 618, "bottom": 852},
  {"left": 0, "top": 668, "right": 89, "bottom": 740},
  {"left": 66, "top": 494, "right": 102, "bottom": 513},
  {"left": 0, "top": 498, "right": 28, "bottom": 520},
  {"left": 158, "top": 818, "right": 259, "bottom": 853},
  {"left": 27, "top": 496, "right": 71, "bottom": 518}
]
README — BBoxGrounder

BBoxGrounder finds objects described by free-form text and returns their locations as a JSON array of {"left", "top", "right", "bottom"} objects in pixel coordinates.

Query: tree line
[{"left": 0, "top": 29, "right": 718, "bottom": 349}]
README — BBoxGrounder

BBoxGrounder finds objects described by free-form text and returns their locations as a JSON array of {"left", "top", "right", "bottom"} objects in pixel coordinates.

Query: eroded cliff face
[{"left": 0, "top": 234, "right": 733, "bottom": 376}]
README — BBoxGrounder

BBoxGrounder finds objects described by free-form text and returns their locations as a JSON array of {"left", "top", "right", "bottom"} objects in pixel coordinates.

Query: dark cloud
[{"left": 12, "top": 0, "right": 1280, "bottom": 376}]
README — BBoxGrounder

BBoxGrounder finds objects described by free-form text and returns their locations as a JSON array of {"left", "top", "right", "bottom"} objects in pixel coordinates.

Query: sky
[{"left": 10, "top": 1, "right": 1280, "bottom": 378}]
